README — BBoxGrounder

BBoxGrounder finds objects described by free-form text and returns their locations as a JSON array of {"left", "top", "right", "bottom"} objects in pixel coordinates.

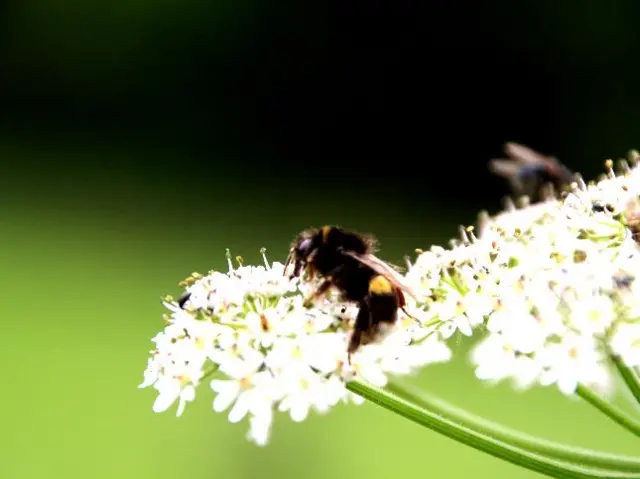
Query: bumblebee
[
  {"left": 285, "top": 225, "right": 418, "bottom": 363},
  {"left": 489, "top": 142, "right": 574, "bottom": 202}
]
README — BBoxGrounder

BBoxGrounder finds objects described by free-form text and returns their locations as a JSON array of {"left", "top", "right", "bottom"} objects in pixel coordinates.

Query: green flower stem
[
  {"left": 612, "top": 355, "right": 640, "bottom": 408},
  {"left": 576, "top": 384, "right": 640, "bottom": 438},
  {"left": 347, "top": 380, "right": 640, "bottom": 479},
  {"left": 385, "top": 380, "right": 640, "bottom": 473}
]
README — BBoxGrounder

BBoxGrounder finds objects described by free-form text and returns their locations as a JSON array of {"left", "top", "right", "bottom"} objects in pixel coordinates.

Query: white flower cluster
[
  {"left": 140, "top": 155, "right": 640, "bottom": 445},
  {"left": 139, "top": 251, "right": 452, "bottom": 446},
  {"left": 404, "top": 158, "right": 640, "bottom": 396}
]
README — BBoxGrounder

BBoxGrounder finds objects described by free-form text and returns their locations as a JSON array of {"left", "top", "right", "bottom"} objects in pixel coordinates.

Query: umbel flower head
[
  {"left": 139, "top": 249, "right": 452, "bottom": 445},
  {"left": 140, "top": 154, "right": 640, "bottom": 446}
]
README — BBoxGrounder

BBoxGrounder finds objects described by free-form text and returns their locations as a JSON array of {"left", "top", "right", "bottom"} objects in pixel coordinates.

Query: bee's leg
[
  {"left": 283, "top": 249, "right": 296, "bottom": 277},
  {"left": 400, "top": 306, "right": 420, "bottom": 323},
  {"left": 301, "top": 249, "right": 318, "bottom": 279},
  {"left": 394, "top": 289, "right": 419, "bottom": 323},
  {"left": 302, "top": 265, "right": 344, "bottom": 307},
  {"left": 347, "top": 333, "right": 360, "bottom": 366},
  {"left": 307, "top": 263, "right": 316, "bottom": 280},
  {"left": 347, "top": 301, "right": 371, "bottom": 365},
  {"left": 303, "top": 280, "right": 333, "bottom": 308}
]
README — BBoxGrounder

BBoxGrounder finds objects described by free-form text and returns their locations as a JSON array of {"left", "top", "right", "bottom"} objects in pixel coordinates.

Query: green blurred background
[{"left": 2, "top": 1, "right": 640, "bottom": 478}]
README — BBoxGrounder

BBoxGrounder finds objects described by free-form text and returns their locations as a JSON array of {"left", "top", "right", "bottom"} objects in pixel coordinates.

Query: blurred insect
[
  {"left": 284, "top": 225, "right": 418, "bottom": 363},
  {"left": 623, "top": 196, "right": 640, "bottom": 245},
  {"left": 488, "top": 142, "right": 574, "bottom": 202},
  {"left": 613, "top": 271, "right": 634, "bottom": 290}
]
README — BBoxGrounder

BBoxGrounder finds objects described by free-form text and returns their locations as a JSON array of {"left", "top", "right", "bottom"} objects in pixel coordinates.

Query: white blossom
[
  {"left": 610, "top": 322, "right": 640, "bottom": 367},
  {"left": 141, "top": 154, "right": 640, "bottom": 445},
  {"left": 461, "top": 158, "right": 640, "bottom": 397},
  {"left": 140, "top": 249, "right": 452, "bottom": 445}
]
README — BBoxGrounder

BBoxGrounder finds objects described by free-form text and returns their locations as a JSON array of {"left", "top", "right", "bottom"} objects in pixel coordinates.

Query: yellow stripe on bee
[
  {"left": 369, "top": 275, "right": 393, "bottom": 295},
  {"left": 321, "top": 225, "right": 332, "bottom": 242}
]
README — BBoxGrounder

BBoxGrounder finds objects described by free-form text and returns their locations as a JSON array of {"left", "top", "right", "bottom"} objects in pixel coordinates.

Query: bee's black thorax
[
  {"left": 331, "top": 260, "right": 378, "bottom": 302},
  {"left": 308, "top": 226, "right": 371, "bottom": 277}
]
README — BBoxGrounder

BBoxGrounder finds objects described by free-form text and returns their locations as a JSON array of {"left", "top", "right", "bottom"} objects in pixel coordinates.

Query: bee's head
[
  {"left": 296, "top": 237, "right": 314, "bottom": 258},
  {"left": 284, "top": 231, "right": 318, "bottom": 278}
]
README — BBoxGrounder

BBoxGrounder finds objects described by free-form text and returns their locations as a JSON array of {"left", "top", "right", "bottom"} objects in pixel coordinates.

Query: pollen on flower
[
  {"left": 259, "top": 314, "right": 270, "bottom": 332},
  {"left": 303, "top": 320, "right": 315, "bottom": 334}
]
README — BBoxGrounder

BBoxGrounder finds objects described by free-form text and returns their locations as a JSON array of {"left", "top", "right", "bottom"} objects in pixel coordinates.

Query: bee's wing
[
  {"left": 488, "top": 159, "right": 524, "bottom": 192},
  {"left": 341, "top": 251, "right": 419, "bottom": 300},
  {"left": 546, "top": 158, "right": 575, "bottom": 184},
  {"left": 385, "top": 261, "right": 405, "bottom": 273},
  {"left": 488, "top": 159, "right": 522, "bottom": 177},
  {"left": 504, "top": 142, "right": 552, "bottom": 166}
]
